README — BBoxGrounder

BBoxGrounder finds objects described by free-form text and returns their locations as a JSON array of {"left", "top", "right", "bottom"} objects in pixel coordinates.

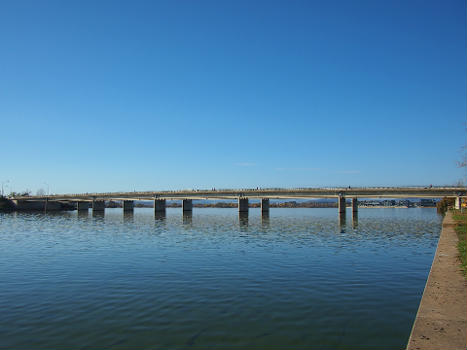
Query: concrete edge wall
[{"left": 406, "top": 211, "right": 467, "bottom": 350}]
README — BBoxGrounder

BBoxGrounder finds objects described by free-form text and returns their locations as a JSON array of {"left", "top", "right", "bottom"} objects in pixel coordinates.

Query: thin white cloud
[
  {"left": 235, "top": 162, "right": 256, "bottom": 167},
  {"left": 336, "top": 170, "right": 360, "bottom": 174},
  {"left": 275, "top": 167, "right": 321, "bottom": 171}
]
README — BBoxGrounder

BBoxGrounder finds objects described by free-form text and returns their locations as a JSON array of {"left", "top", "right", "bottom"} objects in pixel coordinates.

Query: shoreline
[{"left": 406, "top": 211, "right": 467, "bottom": 349}]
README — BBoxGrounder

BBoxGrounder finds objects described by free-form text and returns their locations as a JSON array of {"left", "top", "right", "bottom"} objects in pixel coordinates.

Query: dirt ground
[{"left": 407, "top": 212, "right": 467, "bottom": 350}]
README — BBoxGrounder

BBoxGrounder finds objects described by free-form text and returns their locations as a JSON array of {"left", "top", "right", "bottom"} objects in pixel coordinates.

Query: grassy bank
[{"left": 452, "top": 210, "right": 467, "bottom": 277}]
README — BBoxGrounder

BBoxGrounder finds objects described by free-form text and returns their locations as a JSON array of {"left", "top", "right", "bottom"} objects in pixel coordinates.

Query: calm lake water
[{"left": 0, "top": 208, "right": 441, "bottom": 349}]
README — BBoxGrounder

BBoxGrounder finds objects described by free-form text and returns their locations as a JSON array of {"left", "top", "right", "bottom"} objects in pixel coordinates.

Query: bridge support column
[
  {"left": 182, "top": 199, "right": 193, "bottom": 212},
  {"left": 261, "top": 211, "right": 270, "bottom": 228},
  {"left": 338, "top": 195, "right": 346, "bottom": 216},
  {"left": 352, "top": 198, "right": 358, "bottom": 214},
  {"left": 455, "top": 197, "right": 461, "bottom": 210},
  {"left": 123, "top": 200, "right": 134, "bottom": 212},
  {"left": 239, "top": 212, "right": 249, "bottom": 228},
  {"left": 77, "top": 202, "right": 90, "bottom": 211},
  {"left": 261, "top": 198, "right": 269, "bottom": 214},
  {"left": 352, "top": 198, "right": 358, "bottom": 228},
  {"left": 238, "top": 198, "right": 249, "bottom": 213},
  {"left": 154, "top": 199, "right": 166, "bottom": 213},
  {"left": 183, "top": 211, "right": 193, "bottom": 225},
  {"left": 92, "top": 200, "right": 105, "bottom": 212}
]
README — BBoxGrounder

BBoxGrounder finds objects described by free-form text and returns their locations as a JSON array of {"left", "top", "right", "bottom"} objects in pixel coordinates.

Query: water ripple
[{"left": 0, "top": 208, "right": 441, "bottom": 349}]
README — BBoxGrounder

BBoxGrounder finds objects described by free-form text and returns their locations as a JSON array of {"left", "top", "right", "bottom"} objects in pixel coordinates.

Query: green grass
[{"left": 452, "top": 210, "right": 467, "bottom": 277}]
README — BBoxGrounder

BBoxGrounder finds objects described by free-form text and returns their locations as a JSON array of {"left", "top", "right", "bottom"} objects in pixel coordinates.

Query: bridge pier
[
  {"left": 338, "top": 195, "right": 346, "bottom": 216},
  {"left": 123, "top": 211, "right": 134, "bottom": 222},
  {"left": 155, "top": 211, "right": 166, "bottom": 221},
  {"left": 154, "top": 199, "right": 166, "bottom": 213},
  {"left": 77, "top": 201, "right": 90, "bottom": 211},
  {"left": 338, "top": 211, "right": 346, "bottom": 232},
  {"left": 352, "top": 197, "right": 358, "bottom": 215},
  {"left": 183, "top": 211, "right": 193, "bottom": 225},
  {"left": 239, "top": 212, "right": 249, "bottom": 228},
  {"left": 261, "top": 211, "right": 270, "bottom": 228},
  {"left": 123, "top": 200, "right": 134, "bottom": 212},
  {"left": 261, "top": 198, "right": 270, "bottom": 214},
  {"left": 352, "top": 197, "right": 358, "bottom": 227},
  {"left": 183, "top": 199, "right": 193, "bottom": 212},
  {"left": 238, "top": 197, "right": 249, "bottom": 213},
  {"left": 92, "top": 200, "right": 105, "bottom": 212},
  {"left": 455, "top": 197, "right": 461, "bottom": 210},
  {"left": 352, "top": 197, "right": 358, "bottom": 224},
  {"left": 352, "top": 213, "right": 358, "bottom": 229}
]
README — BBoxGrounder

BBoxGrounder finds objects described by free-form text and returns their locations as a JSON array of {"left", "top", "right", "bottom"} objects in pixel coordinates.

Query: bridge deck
[{"left": 10, "top": 187, "right": 467, "bottom": 201}]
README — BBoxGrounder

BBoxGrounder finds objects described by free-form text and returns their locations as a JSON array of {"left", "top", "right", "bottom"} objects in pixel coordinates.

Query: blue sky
[{"left": 1, "top": 0, "right": 465, "bottom": 194}]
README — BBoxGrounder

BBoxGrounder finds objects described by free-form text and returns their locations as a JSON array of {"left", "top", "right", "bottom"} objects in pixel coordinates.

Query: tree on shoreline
[{"left": 9, "top": 190, "right": 31, "bottom": 197}]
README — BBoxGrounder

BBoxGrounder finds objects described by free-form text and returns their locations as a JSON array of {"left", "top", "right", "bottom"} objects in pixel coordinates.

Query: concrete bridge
[{"left": 9, "top": 186, "right": 467, "bottom": 216}]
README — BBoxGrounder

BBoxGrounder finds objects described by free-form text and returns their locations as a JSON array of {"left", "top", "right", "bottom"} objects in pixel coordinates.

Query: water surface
[{"left": 0, "top": 208, "right": 441, "bottom": 349}]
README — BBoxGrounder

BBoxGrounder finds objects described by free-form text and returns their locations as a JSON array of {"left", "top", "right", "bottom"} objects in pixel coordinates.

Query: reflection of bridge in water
[{"left": 10, "top": 187, "right": 466, "bottom": 220}]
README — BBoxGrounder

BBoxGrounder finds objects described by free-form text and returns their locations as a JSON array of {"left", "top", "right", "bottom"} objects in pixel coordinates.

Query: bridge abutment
[
  {"left": 12, "top": 199, "right": 56, "bottom": 211},
  {"left": 238, "top": 198, "right": 249, "bottom": 213}
]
